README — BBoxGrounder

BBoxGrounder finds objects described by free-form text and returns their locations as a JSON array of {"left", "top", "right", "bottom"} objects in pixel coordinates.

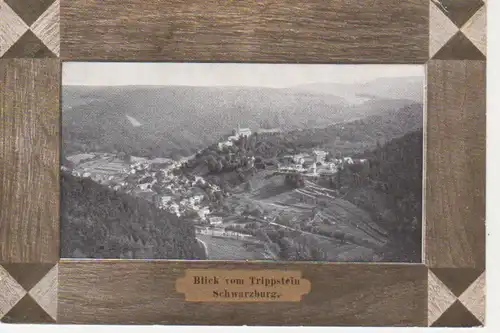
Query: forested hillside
[
  {"left": 61, "top": 171, "right": 202, "bottom": 259},
  {"left": 291, "top": 76, "right": 424, "bottom": 102},
  {"left": 181, "top": 102, "right": 422, "bottom": 189},
  {"left": 62, "top": 83, "right": 421, "bottom": 159},
  {"left": 281, "top": 102, "right": 423, "bottom": 155},
  {"left": 334, "top": 130, "right": 423, "bottom": 262},
  {"left": 62, "top": 85, "right": 346, "bottom": 159}
]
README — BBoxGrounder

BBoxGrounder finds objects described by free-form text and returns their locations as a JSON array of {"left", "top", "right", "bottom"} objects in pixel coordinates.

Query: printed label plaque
[{"left": 176, "top": 269, "right": 311, "bottom": 302}]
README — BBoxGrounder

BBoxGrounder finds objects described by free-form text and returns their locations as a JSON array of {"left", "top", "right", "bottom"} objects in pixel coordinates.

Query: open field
[
  {"left": 196, "top": 234, "right": 274, "bottom": 260},
  {"left": 220, "top": 169, "right": 388, "bottom": 260},
  {"left": 68, "top": 154, "right": 129, "bottom": 178}
]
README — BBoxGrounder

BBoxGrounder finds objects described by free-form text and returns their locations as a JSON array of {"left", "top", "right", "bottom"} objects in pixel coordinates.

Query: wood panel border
[
  {"left": 57, "top": 261, "right": 427, "bottom": 326},
  {"left": 425, "top": 60, "right": 486, "bottom": 269},
  {"left": 59, "top": 0, "right": 429, "bottom": 63},
  {"left": 0, "top": 59, "right": 61, "bottom": 263}
]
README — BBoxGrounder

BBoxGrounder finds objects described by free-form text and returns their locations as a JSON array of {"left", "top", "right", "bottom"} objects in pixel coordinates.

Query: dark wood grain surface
[
  {"left": 60, "top": 0, "right": 428, "bottom": 62},
  {"left": 0, "top": 59, "right": 60, "bottom": 263},
  {"left": 425, "top": 60, "right": 486, "bottom": 269},
  {"left": 58, "top": 261, "right": 427, "bottom": 325}
]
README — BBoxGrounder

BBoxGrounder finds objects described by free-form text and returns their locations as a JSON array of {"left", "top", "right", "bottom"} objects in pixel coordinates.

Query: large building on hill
[
  {"left": 233, "top": 124, "right": 252, "bottom": 138},
  {"left": 219, "top": 125, "right": 252, "bottom": 150}
]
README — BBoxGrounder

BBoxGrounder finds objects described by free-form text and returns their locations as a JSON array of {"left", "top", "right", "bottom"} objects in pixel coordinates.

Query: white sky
[{"left": 63, "top": 63, "right": 424, "bottom": 87}]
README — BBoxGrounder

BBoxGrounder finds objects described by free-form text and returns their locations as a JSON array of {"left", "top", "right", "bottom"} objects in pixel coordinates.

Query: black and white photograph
[{"left": 61, "top": 63, "right": 424, "bottom": 262}]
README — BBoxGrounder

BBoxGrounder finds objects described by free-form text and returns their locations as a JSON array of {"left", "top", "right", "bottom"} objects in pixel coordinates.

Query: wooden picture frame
[{"left": 0, "top": 0, "right": 486, "bottom": 327}]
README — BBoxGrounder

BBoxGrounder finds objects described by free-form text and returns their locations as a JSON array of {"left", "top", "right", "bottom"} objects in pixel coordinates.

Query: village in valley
[
  {"left": 61, "top": 65, "right": 424, "bottom": 263},
  {"left": 63, "top": 124, "right": 384, "bottom": 261}
]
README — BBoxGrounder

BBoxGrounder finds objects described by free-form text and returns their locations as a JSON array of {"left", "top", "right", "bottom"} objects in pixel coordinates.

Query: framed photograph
[{"left": 0, "top": 0, "right": 486, "bottom": 327}]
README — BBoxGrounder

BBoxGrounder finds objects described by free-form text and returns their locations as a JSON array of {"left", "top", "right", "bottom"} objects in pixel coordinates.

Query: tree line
[{"left": 61, "top": 171, "right": 202, "bottom": 260}]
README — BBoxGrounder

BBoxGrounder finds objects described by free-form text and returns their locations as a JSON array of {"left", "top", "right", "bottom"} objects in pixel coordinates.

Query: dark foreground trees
[
  {"left": 335, "top": 129, "right": 423, "bottom": 262},
  {"left": 61, "top": 171, "right": 200, "bottom": 259}
]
